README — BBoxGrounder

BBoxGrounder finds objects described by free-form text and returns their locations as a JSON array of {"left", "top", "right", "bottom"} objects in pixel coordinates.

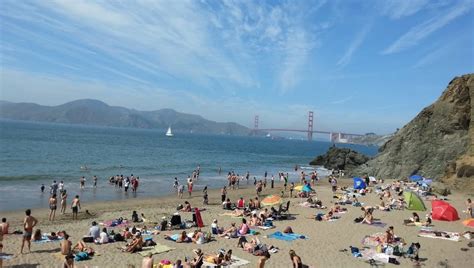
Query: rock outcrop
[
  {"left": 309, "top": 146, "right": 370, "bottom": 171},
  {"left": 355, "top": 74, "right": 473, "bottom": 190}
]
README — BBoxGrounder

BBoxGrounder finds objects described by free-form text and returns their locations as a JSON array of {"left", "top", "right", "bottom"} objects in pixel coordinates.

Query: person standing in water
[
  {"left": 41, "top": 184, "right": 45, "bottom": 193},
  {"left": 20, "top": 209, "right": 38, "bottom": 254},
  {"left": 49, "top": 194, "right": 57, "bottom": 221},
  {"left": 93, "top": 176, "right": 98, "bottom": 188},
  {"left": 80, "top": 177, "right": 86, "bottom": 189},
  {"left": 173, "top": 177, "right": 179, "bottom": 191},
  {"left": 71, "top": 195, "right": 81, "bottom": 220}
]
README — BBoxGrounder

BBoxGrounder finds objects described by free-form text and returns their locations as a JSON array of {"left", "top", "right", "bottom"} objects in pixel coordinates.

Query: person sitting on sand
[
  {"left": 248, "top": 199, "right": 256, "bottom": 210},
  {"left": 205, "top": 249, "right": 225, "bottom": 265},
  {"left": 132, "top": 211, "right": 141, "bottom": 222},
  {"left": 361, "top": 208, "right": 374, "bottom": 225},
  {"left": 211, "top": 219, "right": 223, "bottom": 235},
  {"left": 191, "top": 229, "right": 206, "bottom": 245},
  {"left": 73, "top": 240, "right": 95, "bottom": 255},
  {"left": 236, "top": 197, "right": 245, "bottom": 209},
  {"left": 142, "top": 252, "right": 154, "bottom": 268},
  {"left": 64, "top": 253, "right": 75, "bottom": 268},
  {"left": 377, "top": 197, "right": 390, "bottom": 211},
  {"left": 259, "top": 208, "right": 269, "bottom": 221},
  {"left": 238, "top": 218, "right": 249, "bottom": 235},
  {"left": 95, "top": 227, "right": 109, "bottom": 244},
  {"left": 124, "top": 232, "right": 143, "bottom": 253},
  {"left": 181, "top": 201, "right": 192, "bottom": 212},
  {"left": 219, "top": 223, "right": 238, "bottom": 238},
  {"left": 255, "top": 197, "right": 261, "bottom": 209},
  {"left": 186, "top": 248, "right": 204, "bottom": 268},
  {"left": 250, "top": 213, "right": 262, "bottom": 226},
  {"left": 32, "top": 229, "right": 42, "bottom": 241},
  {"left": 123, "top": 227, "right": 133, "bottom": 240},
  {"left": 237, "top": 236, "right": 260, "bottom": 252},
  {"left": 404, "top": 212, "right": 420, "bottom": 225},
  {"left": 289, "top": 249, "right": 303, "bottom": 268},
  {"left": 224, "top": 249, "right": 232, "bottom": 262},
  {"left": 87, "top": 221, "right": 100, "bottom": 240},
  {"left": 60, "top": 233, "right": 72, "bottom": 255},
  {"left": 384, "top": 226, "right": 395, "bottom": 244},
  {"left": 223, "top": 198, "right": 233, "bottom": 210}
]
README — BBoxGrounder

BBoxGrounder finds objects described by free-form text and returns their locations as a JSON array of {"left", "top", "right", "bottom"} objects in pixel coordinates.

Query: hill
[
  {"left": 0, "top": 99, "right": 251, "bottom": 135},
  {"left": 355, "top": 74, "right": 473, "bottom": 190}
]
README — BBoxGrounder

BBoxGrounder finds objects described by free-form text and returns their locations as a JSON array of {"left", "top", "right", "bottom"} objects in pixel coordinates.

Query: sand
[{"left": 1, "top": 180, "right": 473, "bottom": 268}]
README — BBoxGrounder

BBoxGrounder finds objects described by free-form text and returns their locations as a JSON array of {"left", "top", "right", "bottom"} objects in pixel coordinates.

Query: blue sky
[{"left": 1, "top": 0, "right": 473, "bottom": 134}]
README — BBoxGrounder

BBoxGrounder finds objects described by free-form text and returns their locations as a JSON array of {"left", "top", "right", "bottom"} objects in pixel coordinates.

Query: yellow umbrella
[
  {"left": 294, "top": 185, "right": 304, "bottom": 191},
  {"left": 462, "top": 218, "right": 474, "bottom": 228},
  {"left": 261, "top": 195, "right": 282, "bottom": 206}
]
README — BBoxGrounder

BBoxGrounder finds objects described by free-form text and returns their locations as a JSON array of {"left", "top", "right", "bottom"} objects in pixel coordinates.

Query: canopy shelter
[
  {"left": 409, "top": 175, "right": 423, "bottom": 182},
  {"left": 403, "top": 191, "right": 426, "bottom": 211},
  {"left": 432, "top": 200, "right": 459, "bottom": 221},
  {"left": 353, "top": 177, "right": 366, "bottom": 190}
]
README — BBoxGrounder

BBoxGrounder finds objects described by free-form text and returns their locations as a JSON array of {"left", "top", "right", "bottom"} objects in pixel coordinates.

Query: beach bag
[
  {"left": 114, "top": 233, "right": 124, "bottom": 242},
  {"left": 144, "top": 239, "right": 156, "bottom": 247},
  {"left": 75, "top": 252, "right": 90, "bottom": 261},
  {"left": 177, "top": 204, "right": 183, "bottom": 210},
  {"left": 82, "top": 236, "right": 94, "bottom": 243}
]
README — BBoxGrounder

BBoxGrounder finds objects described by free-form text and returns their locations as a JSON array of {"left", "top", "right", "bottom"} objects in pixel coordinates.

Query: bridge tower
[
  {"left": 307, "top": 111, "right": 314, "bottom": 141},
  {"left": 254, "top": 115, "right": 259, "bottom": 130}
]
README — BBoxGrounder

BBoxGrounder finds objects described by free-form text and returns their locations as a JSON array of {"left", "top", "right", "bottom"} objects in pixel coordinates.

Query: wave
[{"left": 0, "top": 174, "right": 66, "bottom": 182}]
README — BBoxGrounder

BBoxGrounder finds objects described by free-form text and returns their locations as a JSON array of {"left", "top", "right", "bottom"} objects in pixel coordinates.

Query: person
[
  {"left": 221, "top": 186, "right": 227, "bottom": 203},
  {"left": 182, "top": 201, "right": 192, "bottom": 212},
  {"left": 142, "top": 252, "right": 154, "bottom": 268},
  {"left": 173, "top": 177, "right": 179, "bottom": 191},
  {"left": 93, "top": 175, "right": 98, "bottom": 188},
  {"left": 405, "top": 212, "right": 420, "bottom": 225},
  {"left": 60, "top": 190, "right": 68, "bottom": 214},
  {"left": 290, "top": 182, "right": 295, "bottom": 198},
  {"left": 95, "top": 228, "right": 109, "bottom": 244},
  {"left": 238, "top": 218, "right": 249, "bottom": 235},
  {"left": 49, "top": 194, "right": 58, "bottom": 221},
  {"left": 224, "top": 249, "right": 232, "bottom": 262},
  {"left": 80, "top": 176, "right": 86, "bottom": 189},
  {"left": 21, "top": 209, "right": 38, "bottom": 254},
  {"left": 254, "top": 197, "right": 261, "bottom": 209},
  {"left": 125, "top": 232, "right": 143, "bottom": 253},
  {"left": 330, "top": 177, "right": 338, "bottom": 192},
  {"left": 59, "top": 181, "right": 65, "bottom": 194},
  {"left": 187, "top": 176, "right": 193, "bottom": 197},
  {"left": 203, "top": 186, "right": 208, "bottom": 205},
  {"left": 178, "top": 183, "right": 184, "bottom": 198},
  {"left": 186, "top": 248, "right": 204, "bottom": 268},
  {"left": 88, "top": 221, "right": 100, "bottom": 239},
  {"left": 361, "top": 208, "right": 374, "bottom": 225},
  {"left": 41, "top": 184, "right": 45, "bottom": 193},
  {"left": 289, "top": 250, "right": 303, "bottom": 268},
  {"left": 71, "top": 195, "right": 81, "bottom": 220},
  {"left": 271, "top": 175, "right": 274, "bottom": 188},
  {"left": 466, "top": 198, "right": 473, "bottom": 218},
  {"left": 211, "top": 219, "right": 223, "bottom": 235},
  {"left": 132, "top": 211, "right": 140, "bottom": 222},
  {"left": 50, "top": 180, "right": 58, "bottom": 196},
  {"left": 123, "top": 227, "right": 133, "bottom": 239},
  {"left": 236, "top": 197, "right": 245, "bottom": 209},
  {"left": 64, "top": 253, "right": 75, "bottom": 268},
  {"left": 191, "top": 229, "right": 206, "bottom": 244},
  {"left": 124, "top": 177, "right": 130, "bottom": 192},
  {"left": 384, "top": 226, "right": 395, "bottom": 244},
  {"left": 258, "top": 251, "right": 271, "bottom": 268},
  {"left": 0, "top": 218, "right": 9, "bottom": 235},
  {"left": 223, "top": 198, "right": 232, "bottom": 210},
  {"left": 60, "top": 233, "right": 72, "bottom": 255},
  {"left": 219, "top": 223, "right": 238, "bottom": 238}
]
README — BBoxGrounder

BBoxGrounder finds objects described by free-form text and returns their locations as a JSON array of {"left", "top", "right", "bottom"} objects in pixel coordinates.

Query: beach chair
[
  {"left": 281, "top": 201, "right": 290, "bottom": 216},
  {"left": 170, "top": 214, "right": 182, "bottom": 229}
]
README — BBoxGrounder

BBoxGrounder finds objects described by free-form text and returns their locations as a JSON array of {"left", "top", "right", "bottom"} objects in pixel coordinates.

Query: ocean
[{"left": 0, "top": 120, "right": 378, "bottom": 211}]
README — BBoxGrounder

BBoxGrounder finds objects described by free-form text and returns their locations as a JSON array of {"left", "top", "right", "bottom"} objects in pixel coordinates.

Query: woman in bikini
[
  {"left": 289, "top": 250, "right": 303, "bottom": 268},
  {"left": 49, "top": 194, "right": 57, "bottom": 221}
]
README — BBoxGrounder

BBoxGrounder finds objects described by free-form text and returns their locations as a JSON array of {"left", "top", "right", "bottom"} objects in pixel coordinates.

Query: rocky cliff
[
  {"left": 310, "top": 146, "right": 371, "bottom": 171},
  {"left": 355, "top": 74, "right": 473, "bottom": 190}
]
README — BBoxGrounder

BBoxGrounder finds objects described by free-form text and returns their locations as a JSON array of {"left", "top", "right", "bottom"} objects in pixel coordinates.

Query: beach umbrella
[
  {"left": 403, "top": 192, "right": 426, "bottom": 211},
  {"left": 462, "top": 218, "right": 474, "bottom": 228},
  {"left": 432, "top": 200, "right": 459, "bottom": 221},
  {"left": 353, "top": 177, "right": 366, "bottom": 190},
  {"left": 294, "top": 185, "right": 304, "bottom": 192},
  {"left": 409, "top": 175, "right": 423, "bottom": 182},
  {"left": 261, "top": 195, "right": 282, "bottom": 206}
]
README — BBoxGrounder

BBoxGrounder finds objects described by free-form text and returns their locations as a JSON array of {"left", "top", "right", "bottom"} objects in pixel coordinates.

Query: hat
[{"left": 193, "top": 249, "right": 202, "bottom": 255}]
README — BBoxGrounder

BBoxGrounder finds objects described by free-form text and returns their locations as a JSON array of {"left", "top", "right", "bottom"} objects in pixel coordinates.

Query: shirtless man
[
  {"left": 21, "top": 209, "right": 38, "bottom": 254},
  {"left": 142, "top": 252, "right": 154, "bottom": 268},
  {"left": 71, "top": 195, "right": 81, "bottom": 220},
  {"left": 0, "top": 218, "right": 9, "bottom": 234},
  {"left": 60, "top": 234, "right": 72, "bottom": 255}
]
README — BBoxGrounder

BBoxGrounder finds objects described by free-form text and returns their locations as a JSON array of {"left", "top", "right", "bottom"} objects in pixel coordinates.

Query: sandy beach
[{"left": 1, "top": 179, "right": 473, "bottom": 268}]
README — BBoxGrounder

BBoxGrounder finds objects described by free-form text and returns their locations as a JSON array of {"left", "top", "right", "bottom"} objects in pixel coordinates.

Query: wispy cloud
[
  {"left": 379, "top": 0, "right": 430, "bottom": 19},
  {"left": 336, "top": 24, "right": 372, "bottom": 68},
  {"left": 382, "top": 1, "right": 473, "bottom": 54},
  {"left": 331, "top": 96, "right": 353, "bottom": 104}
]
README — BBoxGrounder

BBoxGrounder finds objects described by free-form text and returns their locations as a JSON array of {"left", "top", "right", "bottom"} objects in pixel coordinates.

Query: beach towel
[
  {"left": 33, "top": 234, "right": 64, "bottom": 243},
  {"left": 267, "top": 231, "right": 308, "bottom": 241},
  {"left": 361, "top": 233, "right": 384, "bottom": 247},
  {"left": 219, "top": 213, "right": 244, "bottom": 218},
  {"left": 363, "top": 221, "right": 387, "bottom": 228},
  {"left": 203, "top": 255, "right": 250, "bottom": 267},
  {"left": 166, "top": 233, "right": 193, "bottom": 242},
  {"left": 256, "top": 225, "right": 275, "bottom": 230},
  {"left": 418, "top": 230, "right": 461, "bottom": 242},
  {"left": 138, "top": 244, "right": 175, "bottom": 257},
  {"left": 0, "top": 253, "right": 14, "bottom": 260}
]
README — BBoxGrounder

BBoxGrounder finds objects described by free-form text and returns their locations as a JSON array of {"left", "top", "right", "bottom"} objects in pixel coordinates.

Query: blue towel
[{"left": 267, "top": 231, "right": 308, "bottom": 241}]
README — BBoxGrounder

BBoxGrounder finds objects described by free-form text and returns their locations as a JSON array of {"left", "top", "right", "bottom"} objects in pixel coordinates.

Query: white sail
[{"left": 166, "top": 126, "right": 174, "bottom": 137}]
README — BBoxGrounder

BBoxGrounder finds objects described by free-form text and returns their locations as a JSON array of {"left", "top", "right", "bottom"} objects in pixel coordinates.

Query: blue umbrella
[
  {"left": 353, "top": 177, "right": 366, "bottom": 190},
  {"left": 409, "top": 175, "right": 423, "bottom": 182},
  {"left": 302, "top": 184, "right": 313, "bottom": 193}
]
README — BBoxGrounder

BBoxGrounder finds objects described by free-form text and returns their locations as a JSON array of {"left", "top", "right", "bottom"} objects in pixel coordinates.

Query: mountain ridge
[{"left": 0, "top": 99, "right": 252, "bottom": 135}]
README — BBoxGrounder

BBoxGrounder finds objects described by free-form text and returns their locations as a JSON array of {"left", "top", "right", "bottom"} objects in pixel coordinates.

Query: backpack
[{"left": 114, "top": 233, "right": 124, "bottom": 242}]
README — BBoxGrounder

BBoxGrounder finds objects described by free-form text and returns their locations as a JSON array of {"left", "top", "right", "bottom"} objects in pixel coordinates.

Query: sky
[{"left": 0, "top": 0, "right": 473, "bottom": 134}]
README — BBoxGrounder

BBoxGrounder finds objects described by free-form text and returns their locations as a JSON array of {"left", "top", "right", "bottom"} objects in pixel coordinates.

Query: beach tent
[
  {"left": 403, "top": 192, "right": 426, "bottom": 211},
  {"left": 409, "top": 175, "right": 423, "bottom": 182},
  {"left": 432, "top": 200, "right": 459, "bottom": 221},
  {"left": 353, "top": 177, "right": 366, "bottom": 190}
]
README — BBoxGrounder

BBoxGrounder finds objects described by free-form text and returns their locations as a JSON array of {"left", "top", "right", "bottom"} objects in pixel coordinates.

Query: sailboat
[{"left": 165, "top": 126, "right": 174, "bottom": 137}]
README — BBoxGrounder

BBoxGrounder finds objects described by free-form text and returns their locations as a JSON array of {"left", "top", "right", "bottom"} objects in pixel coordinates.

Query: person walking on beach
[
  {"left": 221, "top": 186, "right": 227, "bottom": 203},
  {"left": 60, "top": 190, "right": 68, "bottom": 214},
  {"left": 330, "top": 177, "right": 338, "bottom": 193},
  {"left": 71, "top": 195, "right": 81, "bottom": 220},
  {"left": 59, "top": 180, "right": 65, "bottom": 194},
  {"left": 49, "top": 194, "right": 57, "bottom": 221},
  {"left": 20, "top": 209, "right": 38, "bottom": 254},
  {"left": 178, "top": 183, "right": 184, "bottom": 199}
]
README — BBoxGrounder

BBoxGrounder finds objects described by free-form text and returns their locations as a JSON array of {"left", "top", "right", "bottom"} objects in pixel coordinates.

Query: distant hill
[{"left": 0, "top": 99, "right": 251, "bottom": 135}]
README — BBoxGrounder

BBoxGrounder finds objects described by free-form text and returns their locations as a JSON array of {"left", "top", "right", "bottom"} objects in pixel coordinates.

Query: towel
[
  {"left": 203, "top": 255, "right": 250, "bottom": 267},
  {"left": 363, "top": 221, "right": 387, "bottom": 228},
  {"left": 100, "top": 220, "right": 128, "bottom": 228},
  {"left": 0, "top": 253, "right": 14, "bottom": 260},
  {"left": 33, "top": 234, "right": 64, "bottom": 243},
  {"left": 257, "top": 226, "right": 275, "bottom": 230},
  {"left": 138, "top": 244, "right": 175, "bottom": 257},
  {"left": 418, "top": 230, "right": 461, "bottom": 242},
  {"left": 267, "top": 231, "right": 308, "bottom": 241}
]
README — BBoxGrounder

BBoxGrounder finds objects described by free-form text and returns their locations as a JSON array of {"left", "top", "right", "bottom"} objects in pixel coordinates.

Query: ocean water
[{"left": 0, "top": 120, "right": 378, "bottom": 211}]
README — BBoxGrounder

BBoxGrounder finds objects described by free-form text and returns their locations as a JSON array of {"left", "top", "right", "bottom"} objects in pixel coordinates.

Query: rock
[
  {"left": 309, "top": 145, "right": 370, "bottom": 172},
  {"left": 354, "top": 74, "right": 473, "bottom": 191}
]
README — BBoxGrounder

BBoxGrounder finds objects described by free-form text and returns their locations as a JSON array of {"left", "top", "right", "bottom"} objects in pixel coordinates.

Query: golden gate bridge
[{"left": 251, "top": 111, "right": 364, "bottom": 142}]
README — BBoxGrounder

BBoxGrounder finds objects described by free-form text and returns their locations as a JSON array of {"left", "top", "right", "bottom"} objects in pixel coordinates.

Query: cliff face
[{"left": 355, "top": 74, "right": 473, "bottom": 190}]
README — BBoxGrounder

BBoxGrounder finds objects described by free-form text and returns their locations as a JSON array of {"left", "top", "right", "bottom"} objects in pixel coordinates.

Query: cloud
[
  {"left": 379, "top": 0, "right": 430, "bottom": 19},
  {"left": 336, "top": 24, "right": 372, "bottom": 68},
  {"left": 382, "top": 1, "right": 473, "bottom": 54},
  {"left": 330, "top": 96, "right": 353, "bottom": 104}
]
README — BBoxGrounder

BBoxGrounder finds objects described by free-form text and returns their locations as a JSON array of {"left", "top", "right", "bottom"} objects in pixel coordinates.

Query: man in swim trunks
[
  {"left": 71, "top": 195, "right": 81, "bottom": 220},
  {"left": 21, "top": 209, "right": 38, "bottom": 254}
]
